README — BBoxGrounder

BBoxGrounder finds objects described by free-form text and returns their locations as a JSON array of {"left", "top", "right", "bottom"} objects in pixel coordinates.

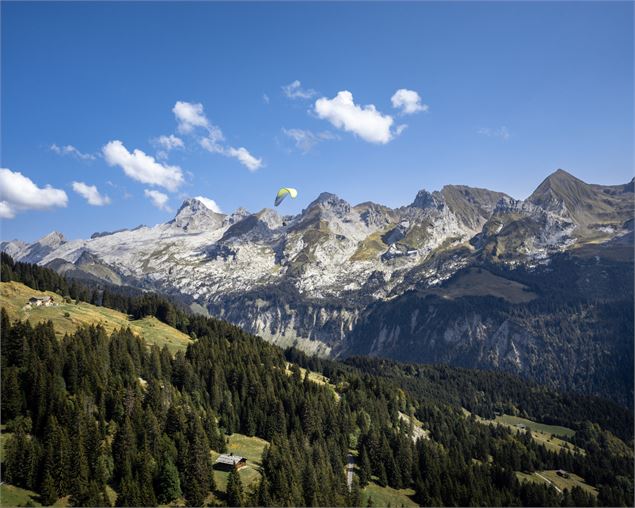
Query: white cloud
[
  {"left": 194, "top": 196, "right": 222, "bottom": 213},
  {"left": 144, "top": 189, "right": 171, "bottom": 211},
  {"left": 72, "top": 181, "right": 111, "bottom": 206},
  {"left": 282, "top": 128, "right": 337, "bottom": 153},
  {"left": 391, "top": 89, "right": 428, "bottom": 115},
  {"left": 314, "top": 91, "right": 398, "bottom": 144},
  {"left": 226, "top": 147, "right": 262, "bottom": 171},
  {"left": 173, "top": 101, "right": 209, "bottom": 133},
  {"left": 199, "top": 126, "right": 225, "bottom": 153},
  {"left": 152, "top": 135, "right": 184, "bottom": 160},
  {"left": 477, "top": 126, "right": 510, "bottom": 141},
  {"left": 395, "top": 124, "right": 408, "bottom": 136},
  {"left": 282, "top": 80, "right": 317, "bottom": 100},
  {"left": 0, "top": 202, "right": 13, "bottom": 219},
  {"left": 154, "top": 134, "right": 184, "bottom": 150},
  {"left": 174, "top": 100, "right": 262, "bottom": 171},
  {"left": 102, "top": 140, "right": 184, "bottom": 191},
  {"left": 50, "top": 144, "right": 96, "bottom": 160},
  {"left": 0, "top": 168, "right": 68, "bottom": 218},
  {"left": 262, "top": 93, "right": 270, "bottom": 104}
]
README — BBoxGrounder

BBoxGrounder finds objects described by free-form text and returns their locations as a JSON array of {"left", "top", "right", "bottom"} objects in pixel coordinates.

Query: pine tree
[
  {"left": 349, "top": 477, "right": 362, "bottom": 507},
  {"left": 40, "top": 471, "right": 58, "bottom": 506},
  {"left": 359, "top": 446, "right": 372, "bottom": 488},
  {"left": 256, "top": 474, "right": 271, "bottom": 507},
  {"left": 184, "top": 416, "right": 213, "bottom": 506},
  {"left": 1, "top": 366, "right": 24, "bottom": 420},
  {"left": 157, "top": 455, "right": 182, "bottom": 504},
  {"left": 226, "top": 466, "right": 244, "bottom": 507}
]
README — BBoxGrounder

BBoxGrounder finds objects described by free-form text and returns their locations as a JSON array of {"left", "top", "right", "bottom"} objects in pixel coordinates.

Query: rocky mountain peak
[
  {"left": 172, "top": 198, "right": 225, "bottom": 231},
  {"left": 527, "top": 169, "right": 611, "bottom": 226},
  {"left": 305, "top": 192, "right": 351, "bottom": 216},
  {"left": 411, "top": 189, "right": 443, "bottom": 210},
  {"left": 38, "top": 231, "right": 66, "bottom": 247}
]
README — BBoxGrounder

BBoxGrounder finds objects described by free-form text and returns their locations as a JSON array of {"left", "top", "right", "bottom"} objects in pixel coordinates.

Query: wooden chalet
[{"left": 214, "top": 453, "right": 247, "bottom": 471}]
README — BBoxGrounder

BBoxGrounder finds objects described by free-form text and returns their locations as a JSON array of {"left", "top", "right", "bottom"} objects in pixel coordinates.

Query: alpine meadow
[{"left": 1, "top": 1, "right": 633, "bottom": 508}]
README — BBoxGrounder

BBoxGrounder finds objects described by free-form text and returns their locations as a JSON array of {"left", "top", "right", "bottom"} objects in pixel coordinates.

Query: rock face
[{"left": 3, "top": 170, "right": 634, "bottom": 403}]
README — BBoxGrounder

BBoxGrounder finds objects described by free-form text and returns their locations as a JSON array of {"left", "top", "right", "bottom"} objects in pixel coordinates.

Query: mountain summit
[{"left": 171, "top": 198, "right": 225, "bottom": 232}]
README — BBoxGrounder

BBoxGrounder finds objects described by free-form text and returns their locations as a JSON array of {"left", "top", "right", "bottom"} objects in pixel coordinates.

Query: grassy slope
[
  {"left": 495, "top": 414, "right": 575, "bottom": 437},
  {"left": 465, "top": 411, "right": 585, "bottom": 456},
  {"left": 284, "top": 362, "right": 341, "bottom": 400},
  {"left": 0, "top": 281, "right": 191, "bottom": 353},
  {"left": 0, "top": 484, "right": 42, "bottom": 507},
  {"left": 210, "top": 433, "right": 270, "bottom": 495},
  {"left": 362, "top": 483, "right": 418, "bottom": 507},
  {"left": 423, "top": 268, "right": 537, "bottom": 303},
  {"left": 515, "top": 470, "right": 598, "bottom": 497}
]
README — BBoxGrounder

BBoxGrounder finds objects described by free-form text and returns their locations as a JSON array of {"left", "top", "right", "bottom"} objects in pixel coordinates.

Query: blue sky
[{"left": 1, "top": 1, "right": 633, "bottom": 242}]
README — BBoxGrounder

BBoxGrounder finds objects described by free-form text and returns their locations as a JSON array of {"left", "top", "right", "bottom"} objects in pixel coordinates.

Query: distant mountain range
[{"left": 3, "top": 169, "right": 633, "bottom": 404}]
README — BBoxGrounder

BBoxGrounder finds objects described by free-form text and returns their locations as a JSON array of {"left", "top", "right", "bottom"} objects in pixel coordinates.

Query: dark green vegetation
[
  {"left": 1, "top": 255, "right": 634, "bottom": 507},
  {"left": 346, "top": 249, "right": 634, "bottom": 408}
]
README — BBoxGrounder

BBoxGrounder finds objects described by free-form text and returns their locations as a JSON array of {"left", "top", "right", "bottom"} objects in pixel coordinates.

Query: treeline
[
  {"left": 4, "top": 314, "right": 629, "bottom": 506},
  {"left": 344, "top": 356, "right": 634, "bottom": 442}
]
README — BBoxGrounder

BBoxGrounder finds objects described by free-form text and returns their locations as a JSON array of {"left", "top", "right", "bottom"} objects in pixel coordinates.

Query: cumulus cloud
[
  {"left": 154, "top": 135, "right": 184, "bottom": 150},
  {"left": 173, "top": 101, "right": 209, "bottom": 133},
  {"left": 144, "top": 189, "right": 170, "bottom": 211},
  {"left": 50, "top": 144, "right": 96, "bottom": 161},
  {"left": 173, "top": 101, "right": 262, "bottom": 171},
  {"left": 477, "top": 126, "right": 510, "bottom": 141},
  {"left": 198, "top": 126, "right": 226, "bottom": 154},
  {"left": 194, "top": 196, "right": 222, "bottom": 213},
  {"left": 314, "top": 91, "right": 399, "bottom": 144},
  {"left": 0, "top": 168, "right": 68, "bottom": 218},
  {"left": 282, "top": 128, "right": 337, "bottom": 153},
  {"left": 225, "top": 147, "right": 262, "bottom": 171},
  {"left": 282, "top": 80, "right": 317, "bottom": 100},
  {"left": 391, "top": 89, "right": 428, "bottom": 115},
  {"left": 72, "top": 181, "right": 111, "bottom": 206},
  {"left": 102, "top": 140, "right": 184, "bottom": 191},
  {"left": 152, "top": 135, "right": 184, "bottom": 160}
]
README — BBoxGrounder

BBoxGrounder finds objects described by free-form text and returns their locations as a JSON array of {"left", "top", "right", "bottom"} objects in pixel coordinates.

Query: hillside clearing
[
  {"left": 362, "top": 483, "right": 418, "bottom": 507},
  {"left": 284, "top": 362, "right": 340, "bottom": 400},
  {"left": 0, "top": 281, "right": 192, "bottom": 353},
  {"left": 398, "top": 411, "right": 430, "bottom": 442},
  {"left": 465, "top": 410, "right": 584, "bottom": 455},
  {"left": 515, "top": 470, "right": 598, "bottom": 497},
  {"left": 210, "top": 433, "right": 269, "bottom": 494}
]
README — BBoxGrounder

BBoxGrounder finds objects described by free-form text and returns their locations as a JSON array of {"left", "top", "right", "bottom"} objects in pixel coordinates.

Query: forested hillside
[{"left": 0, "top": 255, "right": 633, "bottom": 506}]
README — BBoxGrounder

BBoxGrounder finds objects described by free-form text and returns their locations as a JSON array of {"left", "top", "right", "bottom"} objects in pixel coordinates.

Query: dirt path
[
  {"left": 346, "top": 453, "right": 355, "bottom": 490},
  {"left": 535, "top": 472, "right": 563, "bottom": 493}
]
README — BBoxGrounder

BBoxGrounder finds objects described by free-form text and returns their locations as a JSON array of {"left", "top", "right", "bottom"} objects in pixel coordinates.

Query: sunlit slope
[{"left": 0, "top": 281, "right": 191, "bottom": 353}]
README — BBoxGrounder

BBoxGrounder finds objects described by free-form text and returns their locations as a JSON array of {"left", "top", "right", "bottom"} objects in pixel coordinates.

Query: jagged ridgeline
[
  {"left": 2, "top": 170, "right": 633, "bottom": 406},
  {"left": 0, "top": 256, "right": 633, "bottom": 506}
]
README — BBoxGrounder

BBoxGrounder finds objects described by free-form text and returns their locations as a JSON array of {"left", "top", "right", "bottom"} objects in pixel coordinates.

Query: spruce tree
[
  {"left": 184, "top": 416, "right": 212, "bottom": 506},
  {"left": 226, "top": 466, "right": 244, "bottom": 507},
  {"left": 157, "top": 455, "right": 182, "bottom": 504},
  {"left": 40, "top": 470, "right": 58, "bottom": 507}
]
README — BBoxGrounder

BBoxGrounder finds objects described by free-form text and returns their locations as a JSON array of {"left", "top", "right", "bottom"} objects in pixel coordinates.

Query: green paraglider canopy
[{"left": 274, "top": 187, "right": 298, "bottom": 206}]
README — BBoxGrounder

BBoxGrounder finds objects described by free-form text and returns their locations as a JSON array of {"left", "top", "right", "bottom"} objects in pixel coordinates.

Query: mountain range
[{"left": 3, "top": 169, "right": 633, "bottom": 404}]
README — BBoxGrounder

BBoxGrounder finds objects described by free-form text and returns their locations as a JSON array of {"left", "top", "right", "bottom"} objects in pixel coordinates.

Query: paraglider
[{"left": 274, "top": 187, "right": 297, "bottom": 207}]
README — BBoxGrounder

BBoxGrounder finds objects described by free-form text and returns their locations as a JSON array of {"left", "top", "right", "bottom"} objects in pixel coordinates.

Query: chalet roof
[{"left": 215, "top": 454, "right": 246, "bottom": 466}]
